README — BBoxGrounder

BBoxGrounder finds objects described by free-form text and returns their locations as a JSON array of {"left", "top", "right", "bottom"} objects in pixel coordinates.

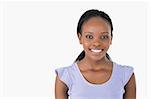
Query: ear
[
  {"left": 77, "top": 33, "right": 82, "bottom": 44},
  {"left": 110, "top": 40, "right": 112, "bottom": 45},
  {"left": 110, "top": 38, "right": 112, "bottom": 45}
]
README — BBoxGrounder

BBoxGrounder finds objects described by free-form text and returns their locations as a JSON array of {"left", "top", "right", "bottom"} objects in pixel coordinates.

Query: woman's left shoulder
[
  {"left": 114, "top": 62, "right": 134, "bottom": 71},
  {"left": 113, "top": 62, "right": 134, "bottom": 86}
]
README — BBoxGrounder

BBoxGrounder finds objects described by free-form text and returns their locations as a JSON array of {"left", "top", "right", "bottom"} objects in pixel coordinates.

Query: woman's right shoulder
[
  {"left": 55, "top": 63, "right": 75, "bottom": 88},
  {"left": 55, "top": 63, "right": 75, "bottom": 73}
]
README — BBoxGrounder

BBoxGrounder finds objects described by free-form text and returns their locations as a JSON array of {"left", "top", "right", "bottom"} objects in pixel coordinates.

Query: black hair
[{"left": 75, "top": 9, "right": 113, "bottom": 62}]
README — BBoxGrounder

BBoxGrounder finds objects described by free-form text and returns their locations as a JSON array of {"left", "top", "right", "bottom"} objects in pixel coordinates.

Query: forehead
[{"left": 82, "top": 17, "right": 111, "bottom": 33}]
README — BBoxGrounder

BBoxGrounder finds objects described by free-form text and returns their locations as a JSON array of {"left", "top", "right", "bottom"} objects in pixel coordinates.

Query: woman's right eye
[{"left": 85, "top": 35, "right": 93, "bottom": 39}]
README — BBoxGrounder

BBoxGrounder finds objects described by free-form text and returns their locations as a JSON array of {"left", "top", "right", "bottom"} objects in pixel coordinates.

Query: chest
[{"left": 80, "top": 69, "right": 112, "bottom": 84}]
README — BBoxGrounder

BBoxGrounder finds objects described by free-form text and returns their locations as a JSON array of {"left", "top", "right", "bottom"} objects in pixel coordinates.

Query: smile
[{"left": 90, "top": 49, "right": 103, "bottom": 53}]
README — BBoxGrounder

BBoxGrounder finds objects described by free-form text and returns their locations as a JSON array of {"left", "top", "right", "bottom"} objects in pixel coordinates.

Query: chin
[
  {"left": 91, "top": 56, "right": 105, "bottom": 62},
  {"left": 86, "top": 53, "right": 106, "bottom": 62}
]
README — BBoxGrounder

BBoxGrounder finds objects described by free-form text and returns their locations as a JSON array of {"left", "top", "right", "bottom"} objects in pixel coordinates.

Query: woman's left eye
[{"left": 100, "top": 35, "right": 109, "bottom": 40}]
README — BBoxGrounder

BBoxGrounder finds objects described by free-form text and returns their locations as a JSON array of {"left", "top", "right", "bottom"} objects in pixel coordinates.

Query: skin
[{"left": 55, "top": 17, "right": 136, "bottom": 99}]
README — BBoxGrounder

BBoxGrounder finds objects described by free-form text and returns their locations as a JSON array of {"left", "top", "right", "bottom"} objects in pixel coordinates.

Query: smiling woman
[
  {"left": 55, "top": 9, "right": 136, "bottom": 99},
  {"left": 78, "top": 17, "right": 112, "bottom": 62}
]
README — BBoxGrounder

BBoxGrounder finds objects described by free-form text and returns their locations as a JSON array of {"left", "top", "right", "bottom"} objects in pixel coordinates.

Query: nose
[{"left": 92, "top": 39, "right": 101, "bottom": 47}]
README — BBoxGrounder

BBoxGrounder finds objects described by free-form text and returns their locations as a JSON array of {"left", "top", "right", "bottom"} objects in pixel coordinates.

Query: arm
[
  {"left": 55, "top": 75, "right": 69, "bottom": 99},
  {"left": 123, "top": 73, "right": 136, "bottom": 99}
]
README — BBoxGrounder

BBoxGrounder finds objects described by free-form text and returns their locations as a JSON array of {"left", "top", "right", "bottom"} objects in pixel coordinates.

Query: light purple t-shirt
[{"left": 55, "top": 62, "right": 134, "bottom": 99}]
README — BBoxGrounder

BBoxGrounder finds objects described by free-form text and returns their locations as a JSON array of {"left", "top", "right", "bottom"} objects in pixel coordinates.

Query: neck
[{"left": 80, "top": 55, "right": 111, "bottom": 70}]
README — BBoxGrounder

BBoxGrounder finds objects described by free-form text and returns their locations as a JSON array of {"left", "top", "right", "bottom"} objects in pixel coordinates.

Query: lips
[{"left": 90, "top": 49, "right": 104, "bottom": 53}]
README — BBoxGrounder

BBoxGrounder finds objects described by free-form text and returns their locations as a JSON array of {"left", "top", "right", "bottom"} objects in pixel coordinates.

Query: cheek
[
  {"left": 104, "top": 43, "right": 112, "bottom": 50},
  {"left": 82, "top": 39, "right": 90, "bottom": 45},
  {"left": 82, "top": 40, "right": 90, "bottom": 49},
  {"left": 103, "top": 39, "right": 112, "bottom": 46},
  {"left": 83, "top": 42, "right": 90, "bottom": 48},
  {"left": 103, "top": 43, "right": 111, "bottom": 48}
]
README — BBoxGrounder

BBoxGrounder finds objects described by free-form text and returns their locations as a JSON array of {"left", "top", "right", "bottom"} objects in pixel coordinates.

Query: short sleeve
[
  {"left": 55, "top": 67, "right": 72, "bottom": 88},
  {"left": 123, "top": 66, "right": 134, "bottom": 86}
]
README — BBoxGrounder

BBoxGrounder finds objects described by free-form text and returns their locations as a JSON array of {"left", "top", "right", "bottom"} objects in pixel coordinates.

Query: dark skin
[
  {"left": 55, "top": 75, "right": 69, "bottom": 99},
  {"left": 55, "top": 17, "right": 136, "bottom": 99}
]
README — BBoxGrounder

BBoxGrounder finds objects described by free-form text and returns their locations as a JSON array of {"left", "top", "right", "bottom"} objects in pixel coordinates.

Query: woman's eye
[
  {"left": 100, "top": 35, "right": 109, "bottom": 40},
  {"left": 85, "top": 35, "right": 93, "bottom": 39}
]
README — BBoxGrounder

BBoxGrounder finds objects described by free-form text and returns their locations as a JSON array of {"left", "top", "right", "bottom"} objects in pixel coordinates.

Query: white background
[{"left": 0, "top": 1, "right": 149, "bottom": 99}]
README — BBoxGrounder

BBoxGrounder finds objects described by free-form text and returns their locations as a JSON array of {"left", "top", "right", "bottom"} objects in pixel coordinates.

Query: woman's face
[{"left": 78, "top": 17, "right": 112, "bottom": 61}]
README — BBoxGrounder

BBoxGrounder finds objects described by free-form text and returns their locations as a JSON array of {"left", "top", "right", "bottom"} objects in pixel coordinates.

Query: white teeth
[{"left": 91, "top": 49, "right": 102, "bottom": 53}]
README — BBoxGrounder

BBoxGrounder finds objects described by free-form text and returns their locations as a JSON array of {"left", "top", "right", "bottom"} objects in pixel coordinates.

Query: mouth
[{"left": 89, "top": 49, "right": 104, "bottom": 54}]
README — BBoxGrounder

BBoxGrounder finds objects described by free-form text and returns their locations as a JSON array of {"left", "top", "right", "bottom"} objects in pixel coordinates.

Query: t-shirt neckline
[{"left": 74, "top": 62, "right": 116, "bottom": 87}]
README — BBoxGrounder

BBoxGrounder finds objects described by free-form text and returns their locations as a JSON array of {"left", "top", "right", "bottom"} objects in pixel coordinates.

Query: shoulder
[
  {"left": 55, "top": 63, "right": 75, "bottom": 88},
  {"left": 114, "top": 62, "right": 134, "bottom": 72},
  {"left": 55, "top": 63, "right": 75, "bottom": 74},
  {"left": 113, "top": 62, "right": 134, "bottom": 86}
]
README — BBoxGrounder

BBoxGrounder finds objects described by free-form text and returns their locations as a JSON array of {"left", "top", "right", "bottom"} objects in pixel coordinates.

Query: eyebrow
[{"left": 83, "top": 32, "right": 109, "bottom": 34}]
